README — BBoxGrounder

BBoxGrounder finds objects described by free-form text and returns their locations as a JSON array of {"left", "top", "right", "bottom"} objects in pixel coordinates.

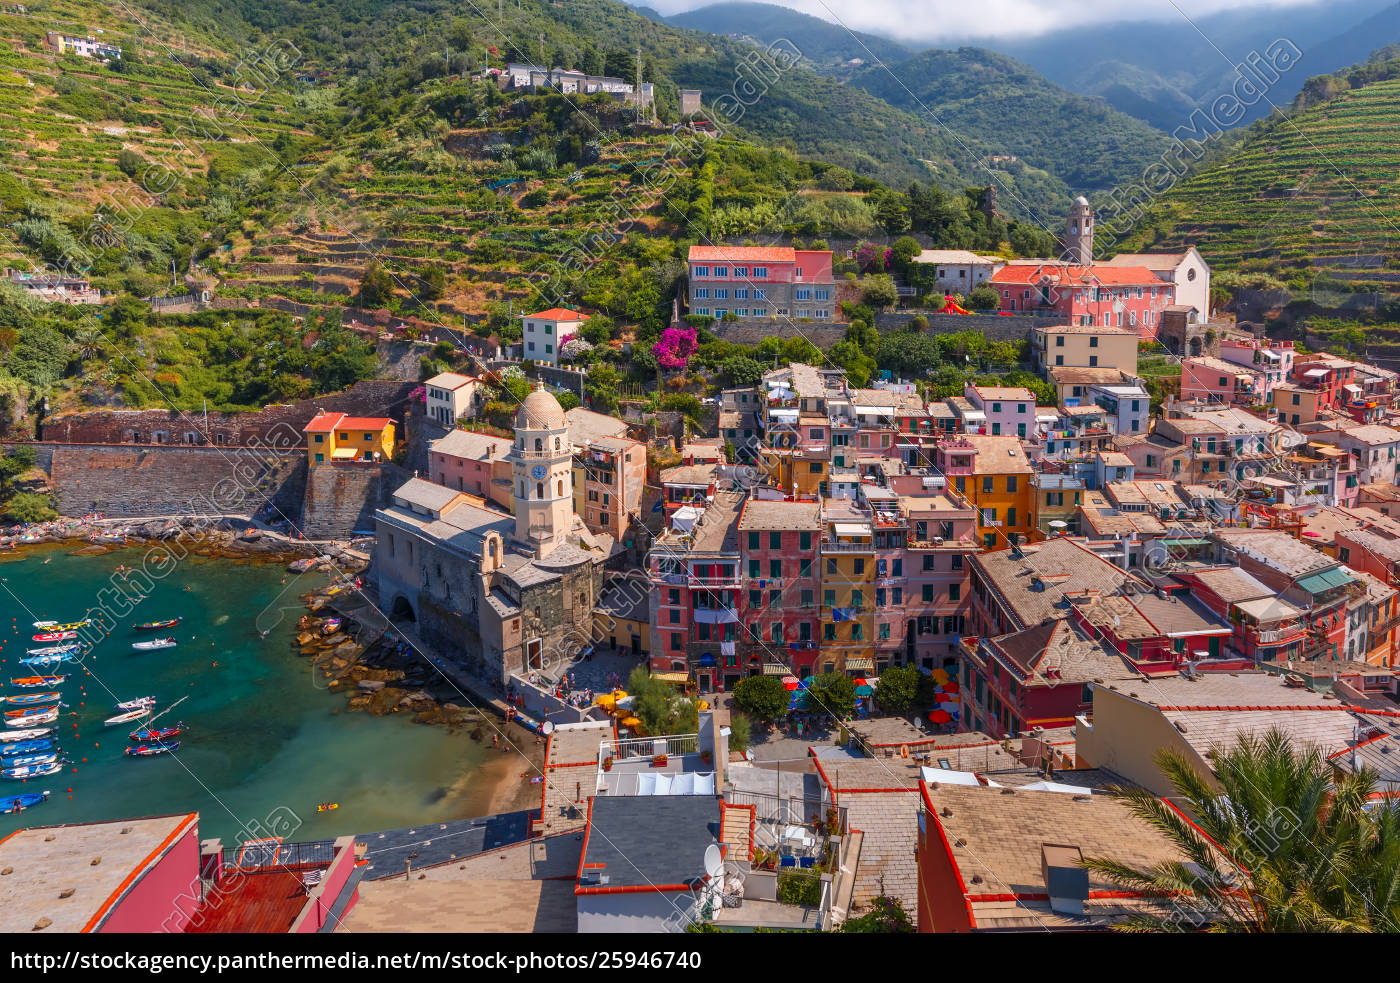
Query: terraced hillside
[
  {"left": 1115, "top": 75, "right": 1400, "bottom": 277},
  {"left": 0, "top": 0, "right": 315, "bottom": 293}
]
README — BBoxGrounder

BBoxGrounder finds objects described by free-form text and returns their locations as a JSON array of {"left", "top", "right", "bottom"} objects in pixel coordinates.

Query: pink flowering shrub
[{"left": 653, "top": 326, "right": 699, "bottom": 369}]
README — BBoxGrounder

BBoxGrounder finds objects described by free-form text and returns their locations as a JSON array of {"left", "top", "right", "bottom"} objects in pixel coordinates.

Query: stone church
[{"left": 374, "top": 386, "right": 607, "bottom": 687}]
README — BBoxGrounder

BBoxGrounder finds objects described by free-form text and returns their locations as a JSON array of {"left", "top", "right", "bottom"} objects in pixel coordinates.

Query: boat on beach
[
  {"left": 0, "top": 728, "right": 51, "bottom": 743},
  {"left": 0, "top": 790, "right": 49, "bottom": 813},
  {"left": 10, "top": 676, "right": 66, "bottom": 688},
  {"left": 5, "top": 708, "right": 58, "bottom": 728},
  {"left": 132, "top": 638, "right": 177, "bottom": 651},
  {"left": 114, "top": 696, "right": 156, "bottom": 712},
  {"left": 125, "top": 741, "right": 178, "bottom": 757},
  {"left": 32, "top": 631, "right": 77, "bottom": 642},
  {"left": 133, "top": 618, "right": 181, "bottom": 631},
  {"left": 1, "top": 692, "right": 61, "bottom": 706},
  {"left": 2, "top": 761, "right": 62, "bottom": 779},
  {"left": 104, "top": 708, "right": 150, "bottom": 726}
]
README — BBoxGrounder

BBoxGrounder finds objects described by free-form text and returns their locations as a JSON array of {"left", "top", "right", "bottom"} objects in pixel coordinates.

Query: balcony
[
  {"left": 1255, "top": 625, "right": 1306, "bottom": 645},
  {"left": 820, "top": 541, "right": 875, "bottom": 554}
]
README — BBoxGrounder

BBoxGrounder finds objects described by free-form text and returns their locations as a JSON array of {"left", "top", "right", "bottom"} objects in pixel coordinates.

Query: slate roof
[{"left": 578, "top": 795, "right": 721, "bottom": 891}]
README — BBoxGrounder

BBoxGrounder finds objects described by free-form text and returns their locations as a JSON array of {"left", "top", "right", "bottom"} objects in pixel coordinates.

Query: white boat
[
  {"left": 132, "top": 638, "right": 177, "bottom": 652},
  {"left": 104, "top": 708, "right": 150, "bottom": 727},
  {"left": 3, "top": 761, "right": 62, "bottom": 779},
  {"left": 5, "top": 709, "right": 57, "bottom": 728},
  {"left": 26, "top": 644, "right": 79, "bottom": 657},
  {"left": 0, "top": 728, "right": 51, "bottom": 743},
  {"left": 114, "top": 697, "right": 156, "bottom": 712}
]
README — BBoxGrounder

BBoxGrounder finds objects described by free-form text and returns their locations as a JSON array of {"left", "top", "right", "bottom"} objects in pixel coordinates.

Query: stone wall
[
  {"left": 41, "top": 380, "right": 418, "bottom": 447},
  {"left": 707, "top": 320, "right": 846, "bottom": 348},
  {"left": 873, "top": 311, "right": 1056, "bottom": 340},
  {"left": 300, "top": 462, "right": 405, "bottom": 540},
  {"left": 39, "top": 444, "right": 306, "bottom": 519}
]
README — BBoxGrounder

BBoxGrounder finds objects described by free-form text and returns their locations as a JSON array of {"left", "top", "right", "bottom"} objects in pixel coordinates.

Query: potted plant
[
  {"left": 652, "top": 753, "right": 668, "bottom": 767},
  {"left": 602, "top": 756, "right": 613, "bottom": 772},
  {"left": 700, "top": 748, "right": 713, "bottom": 765}
]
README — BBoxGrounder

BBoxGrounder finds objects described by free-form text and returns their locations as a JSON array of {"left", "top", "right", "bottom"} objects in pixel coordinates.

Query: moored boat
[
  {"left": 4, "top": 751, "right": 58, "bottom": 768},
  {"left": 0, "top": 738, "right": 56, "bottom": 757},
  {"left": 1, "top": 692, "right": 61, "bottom": 706},
  {"left": 10, "top": 676, "right": 66, "bottom": 688},
  {"left": 4, "top": 704, "right": 61, "bottom": 720},
  {"left": 32, "top": 620, "right": 88, "bottom": 631},
  {"left": 0, "top": 728, "right": 51, "bottom": 743},
  {"left": 2, "top": 761, "right": 62, "bottom": 779},
  {"left": 132, "top": 638, "right": 177, "bottom": 651},
  {"left": 133, "top": 618, "right": 182, "bottom": 631},
  {"left": 0, "top": 790, "right": 49, "bottom": 813},
  {"left": 130, "top": 723, "right": 183, "bottom": 742},
  {"left": 104, "top": 708, "right": 150, "bottom": 726},
  {"left": 19, "top": 654, "right": 73, "bottom": 668},
  {"left": 125, "top": 741, "right": 178, "bottom": 757},
  {"left": 114, "top": 696, "right": 156, "bottom": 712},
  {"left": 4, "top": 708, "right": 57, "bottom": 728},
  {"left": 26, "top": 644, "right": 79, "bottom": 657},
  {"left": 32, "top": 631, "right": 77, "bottom": 642}
]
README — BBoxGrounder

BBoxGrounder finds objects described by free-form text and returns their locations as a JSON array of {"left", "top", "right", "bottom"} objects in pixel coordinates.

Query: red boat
[
  {"left": 32, "top": 631, "right": 77, "bottom": 642},
  {"left": 130, "top": 724, "right": 183, "bottom": 742},
  {"left": 133, "top": 618, "right": 182, "bottom": 631}
]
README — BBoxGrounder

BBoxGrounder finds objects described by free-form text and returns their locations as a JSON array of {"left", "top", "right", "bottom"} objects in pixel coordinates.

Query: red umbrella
[
  {"left": 936, "top": 691, "right": 957, "bottom": 703},
  {"left": 941, "top": 680, "right": 960, "bottom": 694},
  {"left": 853, "top": 677, "right": 868, "bottom": 687},
  {"left": 929, "top": 709, "right": 952, "bottom": 724},
  {"left": 783, "top": 679, "right": 800, "bottom": 691}
]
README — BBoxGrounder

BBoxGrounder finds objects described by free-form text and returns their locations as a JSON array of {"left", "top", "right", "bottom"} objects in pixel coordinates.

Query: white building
[
  {"left": 1089, "top": 382, "right": 1152, "bottom": 435},
  {"left": 46, "top": 31, "right": 121, "bottom": 60},
  {"left": 521, "top": 308, "right": 588, "bottom": 366},
  {"left": 1100, "top": 247, "right": 1211, "bottom": 321},
  {"left": 908, "top": 250, "right": 1003, "bottom": 294},
  {"left": 423, "top": 372, "right": 484, "bottom": 426}
]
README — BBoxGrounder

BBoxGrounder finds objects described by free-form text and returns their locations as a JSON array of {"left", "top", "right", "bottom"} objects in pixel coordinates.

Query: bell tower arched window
[
  {"left": 534, "top": 437, "right": 542, "bottom": 453},
  {"left": 536, "top": 482, "right": 544, "bottom": 499}
]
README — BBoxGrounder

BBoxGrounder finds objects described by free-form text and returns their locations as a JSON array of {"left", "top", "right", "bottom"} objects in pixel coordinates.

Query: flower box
[{"left": 652, "top": 754, "right": 668, "bottom": 767}]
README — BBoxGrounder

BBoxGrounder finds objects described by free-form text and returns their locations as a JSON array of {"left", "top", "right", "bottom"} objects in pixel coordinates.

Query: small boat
[
  {"left": 32, "top": 631, "right": 77, "bottom": 642},
  {"left": 131, "top": 724, "right": 183, "bottom": 742},
  {"left": 133, "top": 618, "right": 181, "bottom": 631},
  {"left": 105, "top": 708, "right": 150, "bottom": 727},
  {"left": 5, "top": 709, "right": 57, "bottom": 728},
  {"left": 32, "top": 620, "right": 88, "bottom": 631},
  {"left": 321, "top": 618, "right": 342, "bottom": 635},
  {"left": 0, "top": 790, "right": 49, "bottom": 813},
  {"left": 1, "top": 692, "right": 61, "bottom": 706},
  {"left": 1, "top": 739, "right": 55, "bottom": 757},
  {"left": 132, "top": 638, "right": 177, "bottom": 652},
  {"left": 4, "top": 704, "right": 61, "bottom": 720},
  {"left": 114, "top": 696, "right": 156, "bottom": 712},
  {"left": 19, "top": 654, "right": 73, "bottom": 668},
  {"left": 2, "top": 761, "right": 62, "bottom": 779},
  {"left": 26, "top": 644, "right": 79, "bottom": 657},
  {"left": 10, "top": 676, "right": 66, "bottom": 688},
  {"left": 317, "top": 802, "right": 338, "bottom": 812},
  {"left": 0, "top": 728, "right": 50, "bottom": 743},
  {"left": 125, "top": 742, "right": 178, "bottom": 757},
  {"left": 4, "top": 751, "right": 58, "bottom": 768}
]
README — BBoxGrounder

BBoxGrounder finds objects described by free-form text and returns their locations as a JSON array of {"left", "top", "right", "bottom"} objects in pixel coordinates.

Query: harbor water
[{"left": 0, "top": 544, "right": 519, "bottom": 845}]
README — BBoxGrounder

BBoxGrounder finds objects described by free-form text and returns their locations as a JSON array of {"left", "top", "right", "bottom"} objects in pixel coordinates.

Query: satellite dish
[
  {"left": 703, "top": 844, "right": 724, "bottom": 880},
  {"left": 541, "top": 720, "right": 556, "bottom": 735}
]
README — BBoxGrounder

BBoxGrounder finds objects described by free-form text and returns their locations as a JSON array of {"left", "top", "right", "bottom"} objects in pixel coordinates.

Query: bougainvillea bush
[{"left": 653, "top": 326, "right": 699, "bottom": 369}]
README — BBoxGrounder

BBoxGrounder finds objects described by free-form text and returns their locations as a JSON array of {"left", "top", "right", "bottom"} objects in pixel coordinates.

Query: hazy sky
[{"left": 641, "top": 0, "right": 1330, "bottom": 42}]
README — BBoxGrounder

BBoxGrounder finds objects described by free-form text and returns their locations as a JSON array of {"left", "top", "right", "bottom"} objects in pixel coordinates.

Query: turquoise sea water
[{"left": 0, "top": 545, "right": 503, "bottom": 844}]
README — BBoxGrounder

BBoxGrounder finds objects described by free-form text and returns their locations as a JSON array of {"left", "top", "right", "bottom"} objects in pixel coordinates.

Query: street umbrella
[
  {"left": 852, "top": 677, "right": 868, "bottom": 687},
  {"left": 936, "top": 691, "right": 957, "bottom": 703},
  {"left": 855, "top": 684, "right": 873, "bottom": 697},
  {"left": 783, "top": 677, "right": 800, "bottom": 691},
  {"left": 942, "top": 680, "right": 960, "bottom": 694},
  {"left": 929, "top": 708, "right": 952, "bottom": 724}
]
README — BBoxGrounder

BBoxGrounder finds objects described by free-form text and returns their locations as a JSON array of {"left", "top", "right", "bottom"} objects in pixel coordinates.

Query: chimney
[
  {"left": 698, "top": 709, "right": 727, "bottom": 788},
  {"left": 1041, "top": 843, "right": 1088, "bottom": 916}
]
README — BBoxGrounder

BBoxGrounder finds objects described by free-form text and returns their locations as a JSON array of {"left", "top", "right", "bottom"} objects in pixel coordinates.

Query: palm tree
[{"left": 1083, "top": 728, "right": 1400, "bottom": 932}]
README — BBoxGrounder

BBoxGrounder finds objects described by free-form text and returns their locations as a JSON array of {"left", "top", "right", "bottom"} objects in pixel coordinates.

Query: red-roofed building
[
  {"left": 686, "top": 245, "right": 836, "bottom": 322},
  {"left": 304, "top": 411, "right": 397, "bottom": 466},
  {"left": 990, "top": 263, "right": 1174, "bottom": 339},
  {"left": 521, "top": 308, "right": 589, "bottom": 366}
]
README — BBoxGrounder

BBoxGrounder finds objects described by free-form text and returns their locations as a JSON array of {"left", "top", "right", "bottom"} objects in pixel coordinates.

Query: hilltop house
[{"left": 686, "top": 246, "right": 835, "bottom": 322}]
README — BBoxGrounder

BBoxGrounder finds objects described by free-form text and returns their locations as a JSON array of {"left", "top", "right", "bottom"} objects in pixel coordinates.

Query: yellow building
[
  {"left": 1034, "top": 323, "right": 1139, "bottom": 376},
  {"left": 304, "top": 411, "right": 397, "bottom": 466},
  {"left": 759, "top": 447, "right": 828, "bottom": 498},
  {"left": 944, "top": 434, "right": 1034, "bottom": 549}
]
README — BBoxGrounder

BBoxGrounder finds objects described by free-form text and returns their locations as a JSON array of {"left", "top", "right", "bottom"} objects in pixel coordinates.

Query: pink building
[
  {"left": 1218, "top": 338, "right": 1294, "bottom": 397},
  {"left": 686, "top": 245, "right": 837, "bottom": 321},
  {"left": 991, "top": 263, "right": 1174, "bottom": 338},
  {"left": 1180, "top": 355, "right": 1265, "bottom": 406},
  {"left": 963, "top": 384, "right": 1036, "bottom": 439},
  {"left": 429, "top": 429, "right": 514, "bottom": 511}
]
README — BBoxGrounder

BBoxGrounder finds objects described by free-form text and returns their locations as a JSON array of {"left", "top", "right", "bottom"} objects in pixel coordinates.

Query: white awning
[
  {"left": 770, "top": 408, "right": 799, "bottom": 423},
  {"left": 833, "top": 522, "right": 871, "bottom": 536},
  {"left": 671, "top": 506, "right": 700, "bottom": 533},
  {"left": 920, "top": 766, "right": 982, "bottom": 786},
  {"left": 1304, "top": 368, "right": 1329, "bottom": 378}
]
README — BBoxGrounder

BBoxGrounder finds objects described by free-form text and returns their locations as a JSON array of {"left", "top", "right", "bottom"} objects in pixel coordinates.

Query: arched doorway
[{"left": 389, "top": 595, "right": 416, "bottom": 623}]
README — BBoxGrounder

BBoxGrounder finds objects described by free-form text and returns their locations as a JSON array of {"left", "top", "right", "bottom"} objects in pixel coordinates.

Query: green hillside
[{"left": 1113, "top": 67, "right": 1400, "bottom": 276}]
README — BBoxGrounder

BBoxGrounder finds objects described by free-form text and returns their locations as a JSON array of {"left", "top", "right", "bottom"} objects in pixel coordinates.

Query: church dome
[
  {"left": 1074, "top": 195, "right": 1090, "bottom": 207},
  {"left": 516, "top": 385, "right": 567, "bottom": 431}
]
